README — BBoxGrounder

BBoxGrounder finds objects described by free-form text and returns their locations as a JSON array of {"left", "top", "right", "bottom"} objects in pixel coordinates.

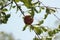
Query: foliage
[
  {"left": 0, "top": 0, "right": 60, "bottom": 40},
  {"left": 0, "top": 31, "right": 14, "bottom": 40}
]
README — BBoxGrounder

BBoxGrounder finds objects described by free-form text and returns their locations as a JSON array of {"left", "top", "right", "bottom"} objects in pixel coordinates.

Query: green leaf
[
  {"left": 29, "top": 25, "right": 34, "bottom": 32},
  {"left": 0, "top": 2, "right": 3, "bottom": 6},
  {"left": 0, "top": 20, "right": 2, "bottom": 24},
  {"left": 12, "top": 6, "right": 16, "bottom": 8},
  {"left": 50, "top": 9, "right": 56, "bottom": 13},
  {"left": 15, "top": 0, "right": 20, "bottom": 2},
  {"left": 22, "top": 24, "right": 28, "bottom": 31},
  {"left": 41, "top": 27, "right": 47, "bottom": 32},
  {"left": 44, "top": 14, "right": 48, "bottom": 19},
  {"left": 53, "top": 29, "right": 59, "bottom": 34},
  {"left": 6, "top": 14, "right": 11, "bottom": 18},
  {"left": 20, "top": 0, "right": 32, "bottom": 8},
  {"left": 34, "top": 27, "right": 43, "bottom": 35},
  {"left": 39, "top": 8, "right": 41, "bottom": 13},
  {"left": 34, "top": 8, "right": 38, "bottom": 13},
  {"left": 57, "top": 29, "right": 60, "bottom": 32},
  {"left": 39, "top": 20, "right": 44, "bottom": 25},
  {"left": 48, "top": 31, "right": 53, "bottom": 36},
  {"left": 33, "top": 37, "right": 39, "bottom": 40},
  {"left": 2, "top": 8, "right": 8, "bottom": 12},
  {"left": 38, "top": 7, "right": 44, "bottom": 13},
  {"left": 58, "top": 25, "right": 60, "bottom": 29},
  {"left": 40, "top": 7, "right": 45, "bottom": 10},
  {"left": 1, "top": 12, "right": 6, "bottom": 16},
  {"left": 2, "top": 18, "right": 8, "bottom": 24},
  {"left": 46, "top": 37, "right": 52, "bottom": 40},
  {"left": 0, "top": 12, "right": 9, "bottom": 24},
  {"left": 2, "top": 0, "right": 5, "bottom": 2}
]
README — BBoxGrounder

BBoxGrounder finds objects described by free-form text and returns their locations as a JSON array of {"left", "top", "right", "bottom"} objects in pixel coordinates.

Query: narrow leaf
[
  {"left": 2, "top": 8, "right": 8, "bottom": 12},
  {"left": 50, "top": 9, "right": 56, "bottom": 13},
  {"left": 15, "top": 0, "right": 20, "bottom": 2},
  {"left": 29, "top": 25, "right": 34, "bottom": 32},
  {"left": 22, "top": 24, "right": 28, "bottom": 31},
  {"left": 41, "top": 27, "right": 47, "bottom": 32},
  {"left": 39, "top": 20, "right": 44, "bottom": 25},
  {"left": 12, "top": 6, "right": 16, "bottom": 8},
  {"left": 34, "top": 27, "right": 43, "bottom": 35},
  {"left": 46, "top": 37, "right": 52, "bottom": 40},
  {"left": 44, "top": 14, "right": 48, "bottom": 19},
  {"left": 34, "top": 8, "right": 38, "bottom": 13}
]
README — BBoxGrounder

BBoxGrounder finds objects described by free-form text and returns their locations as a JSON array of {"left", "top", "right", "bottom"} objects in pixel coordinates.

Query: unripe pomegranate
[{"left": 24, "top": 15, "right": 33, "bottom": 25}]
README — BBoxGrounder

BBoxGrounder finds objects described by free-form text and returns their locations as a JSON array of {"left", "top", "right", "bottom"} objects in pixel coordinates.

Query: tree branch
[
  {"left": 0, "top": 1, "right": 13, "bottom": 10},
  {"left": 38, "top": 0, "right": 60, "bottom": 9},
  {"left": 34, "top": 31, "right": 41, "bottom": 40},
  {"left": 53, "top": 14, "right": 60, "bottom": 20},
  {"left": 36, "top": 34, "right": 41, "bottom": 40},
  {"left": 13, "top": 0, "right": 25, "bottom": 16},
  {"left": 38, "top": 0, "right": 60, "bottom": 20}
]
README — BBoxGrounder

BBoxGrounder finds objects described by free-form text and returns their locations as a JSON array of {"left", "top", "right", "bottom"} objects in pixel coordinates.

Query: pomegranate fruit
[{"left": 24, "top": 15, "right": 33, "bottom": 25}]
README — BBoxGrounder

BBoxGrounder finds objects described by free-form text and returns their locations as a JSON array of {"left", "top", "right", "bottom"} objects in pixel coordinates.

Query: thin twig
[
  {"left": 14, "top": 0, "right": 25, "bottom": 16},
  {"left": 38, "top": 0, "right": 60, "bottom": 9},
  {"left": 38, "top": 0, "right": 60, "bottom": 20},
  {"left": 39, "top": 6, "right": 60, "bottom": 9},
  {"left": 0, "top": 1, "right": 13, "bottom": 10},
  {"left": 53, "top": 14, "right": 60, "bottom": 20}
]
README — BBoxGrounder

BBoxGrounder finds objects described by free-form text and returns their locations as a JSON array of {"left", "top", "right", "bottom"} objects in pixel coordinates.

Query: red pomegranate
[{"left": 24, "top": 15, "right": 33, "bottom": 25}]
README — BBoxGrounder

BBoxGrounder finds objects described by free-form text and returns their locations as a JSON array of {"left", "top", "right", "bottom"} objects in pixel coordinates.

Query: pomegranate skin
[{"left": 24, "top": 15, "right": 33, "bottom": 25}]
